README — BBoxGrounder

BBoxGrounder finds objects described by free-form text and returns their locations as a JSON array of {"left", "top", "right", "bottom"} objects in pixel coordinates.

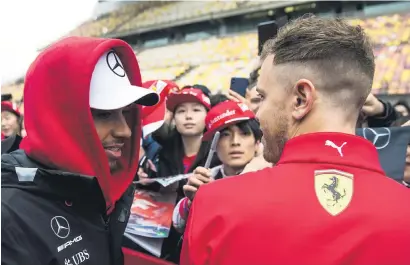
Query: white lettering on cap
[
  {"left": 202, "top": 94, "right": 210, "bottom": 105},
  {"left": 208, "top": 110, "right": 236, "bottom": 128}
]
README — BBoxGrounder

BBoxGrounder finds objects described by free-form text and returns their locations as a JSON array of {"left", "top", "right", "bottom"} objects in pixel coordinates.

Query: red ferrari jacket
[{"left": 181, "top": 132, "right": 410, "bottom": 265}]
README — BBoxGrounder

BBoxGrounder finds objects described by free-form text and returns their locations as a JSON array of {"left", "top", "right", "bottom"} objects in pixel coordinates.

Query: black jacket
[
  {"left": 1, "top": 150, "right": 135, "bottom": 265},
  {"left": 367, "top": 99, "right": 399, "bottom": 127},
  {"left": 154, "top": 127, "right": 220, "bottom": 179},
  {"left": 1, "top": 134, "right": 22, "bottom": 155}
]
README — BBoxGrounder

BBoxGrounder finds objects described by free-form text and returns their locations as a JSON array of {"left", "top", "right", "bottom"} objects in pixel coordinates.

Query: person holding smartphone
[{"left": 227, "top": 58, "right": 263, "bottom": 114}]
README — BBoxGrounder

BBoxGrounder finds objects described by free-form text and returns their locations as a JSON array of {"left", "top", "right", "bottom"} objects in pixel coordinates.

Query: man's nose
[
  {"left": 231, "top": 133, "right": 241, "bottom": 146},
  {"left": 112, "top": 115, "right": 132, "bottom": 139},
  {"left": 185, "top": 111, "right": 193, "bottom": 120}
]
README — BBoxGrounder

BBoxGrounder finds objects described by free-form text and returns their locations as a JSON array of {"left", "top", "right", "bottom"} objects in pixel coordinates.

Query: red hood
[{"left": 20, "top": 36, "right": 143, "bottom": 211}]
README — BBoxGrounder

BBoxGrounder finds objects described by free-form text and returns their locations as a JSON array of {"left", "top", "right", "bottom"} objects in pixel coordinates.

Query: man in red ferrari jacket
[{"left": 180, "top": 16, "right": 410, "bottom": 265}]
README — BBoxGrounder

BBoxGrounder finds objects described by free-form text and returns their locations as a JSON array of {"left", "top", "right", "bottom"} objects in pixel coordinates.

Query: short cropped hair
[
  {"left": 261, "top": 15, "right": 375, "bottom": 110},
  {"left": 248, "top": 68, "right": 260, "bottom": 90}
]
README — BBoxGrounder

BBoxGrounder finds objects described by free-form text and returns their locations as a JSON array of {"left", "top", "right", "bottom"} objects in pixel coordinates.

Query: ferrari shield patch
[{"left": 314, "top": 169, "right": 354, "bottom": 216}]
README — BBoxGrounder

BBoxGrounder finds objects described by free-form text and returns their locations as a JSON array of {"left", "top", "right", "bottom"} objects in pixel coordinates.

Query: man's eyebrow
[{"left": 250, "top": 97, "right": 262, "bottom": 102}]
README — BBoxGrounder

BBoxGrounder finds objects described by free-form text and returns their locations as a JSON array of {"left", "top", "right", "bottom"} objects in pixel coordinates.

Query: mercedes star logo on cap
[
  {"left": 106, "top": 50, "right": 125, "bottom": 77},
  {"left": 50, "top": 216, "right": 70, "bottom": 239},
  {"left": 363, "top": 127, "right": 391, "bottom": 150}
]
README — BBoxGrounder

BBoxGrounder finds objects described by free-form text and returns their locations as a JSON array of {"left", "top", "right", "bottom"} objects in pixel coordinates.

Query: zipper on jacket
[
  {"left": 101, "top": 215, "right": 110, "bottom": 230},
  {"left": 101, "top": 214, "right": 113, "bottom": 264},
  {"left": 103, "top": 204, "right": 113, "bottom": 230}
]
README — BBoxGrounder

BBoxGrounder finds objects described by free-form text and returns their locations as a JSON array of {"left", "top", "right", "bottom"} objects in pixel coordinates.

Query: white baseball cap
[{"left": 90, "top": 50, "right": 159, "bottom": 110}]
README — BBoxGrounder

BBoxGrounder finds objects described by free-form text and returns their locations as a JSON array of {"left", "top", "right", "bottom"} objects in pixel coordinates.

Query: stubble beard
[
  {"left": 109, "top": 160, "right": 123, "bottom": 174},
  {"left": 262, "top": 119, "right": 289, "bottom": 164}
]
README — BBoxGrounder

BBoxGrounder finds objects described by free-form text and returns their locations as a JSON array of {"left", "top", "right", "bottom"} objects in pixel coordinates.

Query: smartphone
[
  {"left": 276, "top": 16, "right": 288, "bottom": 28},
  {"left": 230, "top": 77, "right": 249, "bottom": 98},
  {"left": 257, "top": 21, "right": 279, "bottom": 55}
]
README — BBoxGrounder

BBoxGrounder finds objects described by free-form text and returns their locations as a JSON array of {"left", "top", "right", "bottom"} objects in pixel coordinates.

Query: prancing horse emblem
[
  {"left": 314, "top": 169, "right": 354, "bottom": 216},
  {"left": 322, "top": 176, "right": 346, "bottom": 205}
]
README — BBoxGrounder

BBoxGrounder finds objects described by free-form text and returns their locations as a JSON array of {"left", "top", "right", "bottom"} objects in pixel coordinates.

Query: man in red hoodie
[
  {"left": 181, "top": 16, "right": 410, "bottom": 265},
  {"left": 1, "top": 37, "right": 159, "bottom": 265}
]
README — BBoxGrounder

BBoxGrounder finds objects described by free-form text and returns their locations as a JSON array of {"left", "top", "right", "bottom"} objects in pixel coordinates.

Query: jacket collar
[
  {"left": 277, "top": 132, "right": 384, "bottom": 174},
  {"left": 220, "top": 166, "right": 242, "bottom": 178},
  {"left": 2, "top": 149, "right": 107, "bottom": 213}
]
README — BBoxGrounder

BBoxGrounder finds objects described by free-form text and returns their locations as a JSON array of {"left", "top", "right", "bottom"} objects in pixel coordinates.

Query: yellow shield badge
[{"left": 314, "top": 169, "right": 354, "bottom": 216}]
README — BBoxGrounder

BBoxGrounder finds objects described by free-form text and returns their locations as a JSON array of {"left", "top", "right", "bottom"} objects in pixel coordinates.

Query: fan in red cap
[
  {"left": 166, "top": 88, "right": 211, "bottom": 112},
  {"left": 143, "top": 80, "right": 179, "bottom": 94},
  {"left": 134, "top": 85, "right": 212, "bottom": 264},
  {"left": 203, "top": 100, "right": 255, "bottom": 141},
  {"left": 1, "top": 101, "right": 22, "bottom": 138}
]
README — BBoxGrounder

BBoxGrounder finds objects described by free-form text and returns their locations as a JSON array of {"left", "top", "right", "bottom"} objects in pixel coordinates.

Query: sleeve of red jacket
[{"left": 180, "top": 187, "right": 221, "bottom": 265}]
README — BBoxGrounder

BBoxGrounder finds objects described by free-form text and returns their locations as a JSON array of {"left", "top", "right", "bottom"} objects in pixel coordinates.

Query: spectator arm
[{"left": 367, "top": 99, "right": 399, "bottom": 127}]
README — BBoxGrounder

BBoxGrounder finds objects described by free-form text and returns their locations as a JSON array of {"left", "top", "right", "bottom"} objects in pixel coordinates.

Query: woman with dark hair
[
  {"left": 155, "top": 88, "right": 213, "bottom": 176},
  {"left": 172, "top": 100, "right": 262, "bottom": 233},
  {"left": 140, "top": 91, "right": 228, "bottom": 178},
  {"left": 132, "top": 88, "right": 219, "bottom": 263}
]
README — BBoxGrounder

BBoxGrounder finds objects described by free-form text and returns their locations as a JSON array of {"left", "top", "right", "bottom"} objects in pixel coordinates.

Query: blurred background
[{"left": 2, "top": 0, "right": 410, "bottom": 112}]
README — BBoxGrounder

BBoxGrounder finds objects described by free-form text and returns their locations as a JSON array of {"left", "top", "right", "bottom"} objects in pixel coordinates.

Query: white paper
[{"left": 134, "top": 173, "right": 192, "bottom": 187}]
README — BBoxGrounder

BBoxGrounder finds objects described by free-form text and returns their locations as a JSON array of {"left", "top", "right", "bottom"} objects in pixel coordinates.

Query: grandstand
[
  {"left": 116, "top": 1, "right": 240, "bottom": 33},
  {"left": 3, "top": 1, "right": 410, "bottom": 103},
  {"left": 67, "top": 2, "right": 163, "bottom": 37}
]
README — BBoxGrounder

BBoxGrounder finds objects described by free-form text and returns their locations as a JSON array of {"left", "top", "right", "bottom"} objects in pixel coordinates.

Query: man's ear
[
  {"left": 254, "top": 140, "right": 262, "bottom": 156},
  {"left": 291, "top": 79, "right": 316, "bottom": 120}
]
